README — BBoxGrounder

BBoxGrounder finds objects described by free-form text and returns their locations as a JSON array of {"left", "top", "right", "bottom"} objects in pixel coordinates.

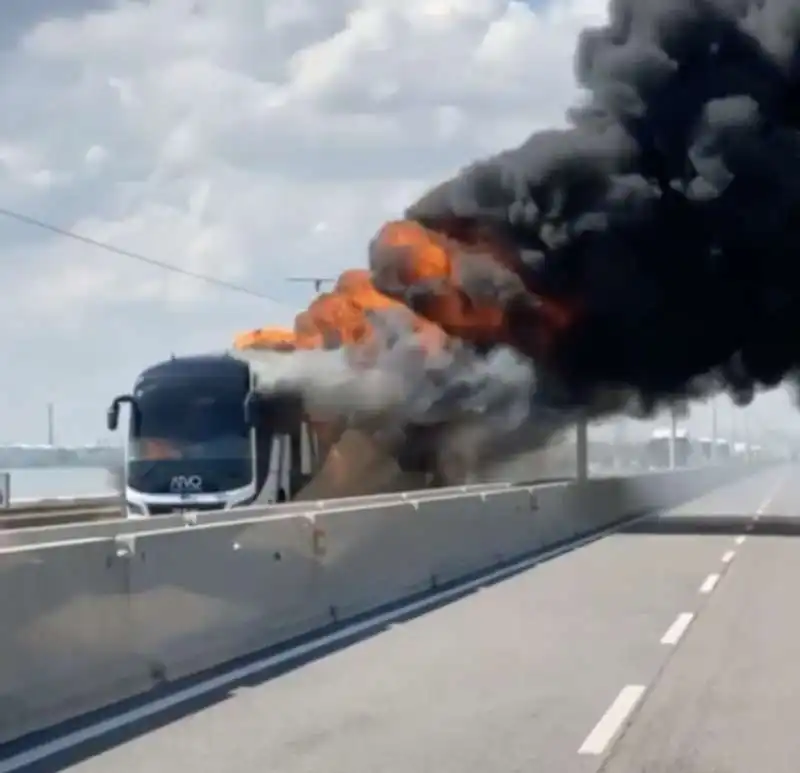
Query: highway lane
[
  {"left": 599, "top": 467, "right": 800, "bottom": 773},
  {"left": 37, "top": 466, "right": 786, "bottom": 773}
]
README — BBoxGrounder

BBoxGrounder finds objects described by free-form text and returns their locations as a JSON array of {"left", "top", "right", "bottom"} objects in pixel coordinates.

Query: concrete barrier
[
  {"left": 126, "top": 514, "right": 327, "bottom": 683},
  {"left": 0, "top": 539, "right": 143, "bottom": 744},
  {"left": 615, "top": 464, "right": 750, "bottom": 515},
  {"left": 0, "top": 464, "right": 768, "bottom": 746}
]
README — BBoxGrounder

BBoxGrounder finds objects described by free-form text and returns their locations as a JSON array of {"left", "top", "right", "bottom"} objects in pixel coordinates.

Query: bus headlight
[{"left": 125, "top": 500, "right": 148, "bottom": 518}]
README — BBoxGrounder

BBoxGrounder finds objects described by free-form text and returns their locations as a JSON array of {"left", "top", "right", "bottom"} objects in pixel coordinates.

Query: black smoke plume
[{"left": 398, "top": 0, "right": 800, "bottom": 413}]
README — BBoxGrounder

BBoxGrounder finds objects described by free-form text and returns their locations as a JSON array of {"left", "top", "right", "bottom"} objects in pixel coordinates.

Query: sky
[{"left": 0, "top": 0, "right": 798, "bottom": 447}]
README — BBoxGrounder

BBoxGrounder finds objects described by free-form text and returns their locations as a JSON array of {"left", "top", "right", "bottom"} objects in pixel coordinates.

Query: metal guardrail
[
  {"left": 0, "top": 483, "right": 520, "bottom": 537},
  {"left": 0, "top": 494, "right": 122, "bottom": 530},
  {"left": 0, "top": 464, "right": 729, "bottom": 527},
  {"left": 3, "top": 494, "right": 119, "bottom": 514},
  {"left": 0, "top": 507, "right": 123, "bottom": 530}
]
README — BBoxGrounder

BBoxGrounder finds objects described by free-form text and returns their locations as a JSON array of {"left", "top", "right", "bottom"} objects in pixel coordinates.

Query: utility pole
[
  {"left": 669, "top": 404, "right": 677, "bottom": 470},
  {"left": 287, "top": 277, "right": 335, "bottom": 294},
  {"left": 742, "top": 409, "right": 751, "bottom": 462},
  {"left": 47, "top": 402, "right": 55, "bottom": 446},
  {"left": 576, "top": 414, "right": 589, "bottom": 482},
  {"left": 710, "top": 397, "right": 718, "bottom": 463},
  {"left": 612, "top": 419, "right": 625, "bottom": 470}
]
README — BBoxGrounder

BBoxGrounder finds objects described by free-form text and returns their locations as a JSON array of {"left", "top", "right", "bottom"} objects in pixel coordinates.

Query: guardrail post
[{"left": 576, "top": 416, "right": 588, "bottom": 482}]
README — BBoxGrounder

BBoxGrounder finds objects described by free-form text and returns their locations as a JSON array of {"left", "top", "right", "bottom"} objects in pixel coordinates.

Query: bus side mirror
[
  {"left": 107, "top": 394, "right": 137, "bottom": 433},
  {"left": 107, "top": 405, "right": 119, "bottom": 431}
]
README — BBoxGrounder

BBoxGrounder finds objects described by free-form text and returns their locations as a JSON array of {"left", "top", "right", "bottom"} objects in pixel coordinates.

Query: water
[{"left": 3, "top": 467, "right": 116, "bottom": 502}]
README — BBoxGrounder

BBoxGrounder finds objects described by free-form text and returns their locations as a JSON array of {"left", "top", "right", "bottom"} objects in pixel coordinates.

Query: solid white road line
[
  {"left": 699, "top": 573, "right": 719, "bottom": 594},
  {"left": 660, "top": 612, "right": 695, "bottom": 645},
  {"left": 578, "top": 685, "right": 646, "bottom": 755}
]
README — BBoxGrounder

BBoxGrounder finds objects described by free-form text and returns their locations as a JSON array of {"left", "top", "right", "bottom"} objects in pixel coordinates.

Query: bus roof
[{"left": 135, "top": 353, "right": 249, "bottom": 387}]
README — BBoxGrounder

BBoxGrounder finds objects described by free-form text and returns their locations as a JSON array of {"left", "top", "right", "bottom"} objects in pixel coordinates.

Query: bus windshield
[{"left": 127, "top": 381, "right": 253, "bottom": 494}]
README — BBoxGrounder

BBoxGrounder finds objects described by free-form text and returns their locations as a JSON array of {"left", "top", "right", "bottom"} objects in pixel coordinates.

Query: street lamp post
[
  {"left": 576, "top": 414, "right": 589, "bottom": 482},
  {"left": 669, "top": 404, "right": 677, "bottom": 470},
  {"left": 711, "top": 397, "right": 718, "bottom": 463}
]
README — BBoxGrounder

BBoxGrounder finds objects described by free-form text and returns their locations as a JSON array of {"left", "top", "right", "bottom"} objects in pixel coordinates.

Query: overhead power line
[{"left": 0, "top": 206, "right": 285, "bottom": 304}]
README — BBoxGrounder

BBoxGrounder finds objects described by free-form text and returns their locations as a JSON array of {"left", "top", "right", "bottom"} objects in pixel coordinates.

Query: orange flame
[
  {"left": 233, "top": 327, "right": 297, "bottom": 351},
  {"left": 139, "top": 438, "right": 183, "bottom": 460},
  {"left": 233, "top": 219, "right": 575, "bottom": 363}
]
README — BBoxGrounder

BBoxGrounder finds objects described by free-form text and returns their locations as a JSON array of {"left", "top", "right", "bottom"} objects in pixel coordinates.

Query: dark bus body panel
[
  {"left": 127, "top": 354, "right": 258, "bottom": 498},
  {"left": 113, "top": 353, "right": 327, "bottom": 516}
]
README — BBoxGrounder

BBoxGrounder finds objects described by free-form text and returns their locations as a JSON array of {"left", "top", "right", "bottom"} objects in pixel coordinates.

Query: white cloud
[
  {"left": 0, "top": 0, "right": 616, "bottom": 442},
  {"left": 1, "top": 0, "right": 797, "bottom": 445},
  {"left": 84, "top": 144, "right": 108, "bottom": 168},
  {"left": 6, "top": 0, "right": 604, "bottom": 303}
]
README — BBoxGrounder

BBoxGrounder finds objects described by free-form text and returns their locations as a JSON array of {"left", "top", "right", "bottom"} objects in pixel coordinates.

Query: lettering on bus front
[{"left": 169, "top": 475, "right": 203, "bottom": 494}]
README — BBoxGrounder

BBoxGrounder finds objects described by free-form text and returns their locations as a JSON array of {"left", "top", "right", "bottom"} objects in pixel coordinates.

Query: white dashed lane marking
[
  {"left": 660, "top": 612, "right": 695, "bottom": 645},
  {"left": 578, "top": 475, "right": 785, "bottom": 761},
  {"left": 578, "top": 685, "right": 647, "bottom": 755},
  {"left": 699, "top": 573, "right": 719, "bottom": 594}
]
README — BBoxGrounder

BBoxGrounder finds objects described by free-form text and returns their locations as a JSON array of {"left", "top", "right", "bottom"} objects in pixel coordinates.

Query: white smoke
[{"left": 230, "top": 311, "right": 538, "bottom": 445}]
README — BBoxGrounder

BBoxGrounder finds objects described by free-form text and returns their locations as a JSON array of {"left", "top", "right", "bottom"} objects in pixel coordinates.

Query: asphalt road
[
  {"left": 600, "top": 466, "right": 800, "bottom": 773},
  {"left": 33, "top": 465, "right": 799, "bottom": 772}
]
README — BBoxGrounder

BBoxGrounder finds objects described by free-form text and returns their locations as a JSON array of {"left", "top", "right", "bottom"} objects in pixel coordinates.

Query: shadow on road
[{"left": 621, "top": 514, "right": 800, "bottom": 537}]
